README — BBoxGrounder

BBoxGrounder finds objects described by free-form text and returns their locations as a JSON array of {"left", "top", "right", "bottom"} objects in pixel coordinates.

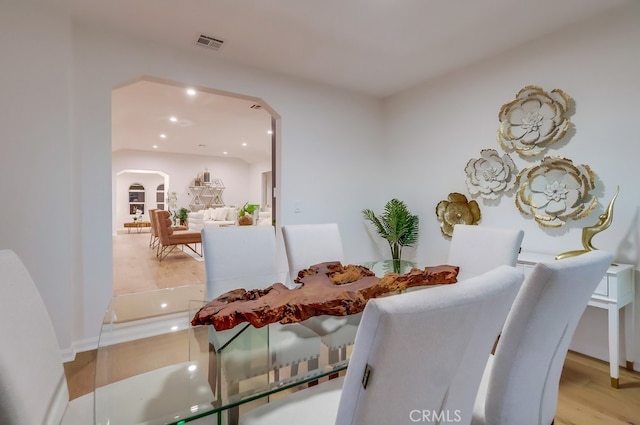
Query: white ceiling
[
  {"left": 112, "top": 79, "right": 273, "bottom": 164},
  {"left": 34, "top": 0, "right": 630, "bottom": 161}
]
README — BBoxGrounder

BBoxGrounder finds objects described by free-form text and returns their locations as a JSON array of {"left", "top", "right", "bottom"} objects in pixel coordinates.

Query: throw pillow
[
  {"left": 226, "top": 207, "right": 238, "bottom": 221},
  {"left": 214, "top": 207, "right": 228, "bottom": 221}
]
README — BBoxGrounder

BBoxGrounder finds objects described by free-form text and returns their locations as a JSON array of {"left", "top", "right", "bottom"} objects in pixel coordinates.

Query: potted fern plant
[
  {"left": 362, "top": 198, "right": 419, "bottom": 272},
  {"left": 177, "top": 208, "right": 189, "bottom": 226}
]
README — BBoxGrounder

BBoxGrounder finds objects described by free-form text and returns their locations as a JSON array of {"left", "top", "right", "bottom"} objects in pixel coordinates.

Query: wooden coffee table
[{"left": 124, "top": 221, "right": 151, "bottom": 233}]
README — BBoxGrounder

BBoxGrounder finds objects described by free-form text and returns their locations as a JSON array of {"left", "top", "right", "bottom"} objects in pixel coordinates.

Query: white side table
[{"left": 517, "top": 251, "right": 635, "bottom": 388}]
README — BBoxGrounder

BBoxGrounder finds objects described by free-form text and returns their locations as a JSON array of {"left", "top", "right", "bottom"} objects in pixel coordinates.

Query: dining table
[{"left": 94, "top": 260, "right": 450, "bottom": 424}]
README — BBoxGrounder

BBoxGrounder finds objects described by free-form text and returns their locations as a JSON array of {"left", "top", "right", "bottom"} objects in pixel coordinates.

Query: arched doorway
[{"left": 111, "top": 76, "right": 279, "bottom": 294}]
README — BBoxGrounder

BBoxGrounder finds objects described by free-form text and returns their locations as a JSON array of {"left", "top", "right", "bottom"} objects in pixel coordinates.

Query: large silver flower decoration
[
  {"left": 465, "top": 149, "right": 517, "bottom": 200},
  {"left": 515, "top": 156, "right": 597, "bottom": 228},
  {"left": 498, "top": 86, "right": 571, "bottom": 157}
]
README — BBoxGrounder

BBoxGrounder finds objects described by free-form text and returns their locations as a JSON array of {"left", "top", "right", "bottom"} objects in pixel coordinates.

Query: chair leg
[
  {"left": 328, "top": 349, "right": 340, "bottom": 380},
  {"left": 182, "top": 242, "right": 202, "bottom": 257},
  {"left": 307, "top": 357, "right": 319, "bottom": 387},
  {"left": 158, "top": 245, "right": 178, "bottom": 261},
  {"left": 307, "top": 357, "right": 319, "bottom": 372}
]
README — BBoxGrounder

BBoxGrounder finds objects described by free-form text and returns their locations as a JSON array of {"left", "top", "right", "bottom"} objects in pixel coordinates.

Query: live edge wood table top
[{"left": 191, "top": 261, "right": 459, "bottom": 331}]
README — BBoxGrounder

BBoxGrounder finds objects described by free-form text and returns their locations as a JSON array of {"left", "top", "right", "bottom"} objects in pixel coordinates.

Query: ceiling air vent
[
  {"left": 250, "top": 104, "right": 262, "bottom": 110},
  {"left": 196, "top": 34, "right": 224, "bottom": 51}
]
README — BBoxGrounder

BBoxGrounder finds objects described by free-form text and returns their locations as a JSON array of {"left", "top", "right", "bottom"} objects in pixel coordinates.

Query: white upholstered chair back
[
  {"left": 240, "top": 265, "right": 524, "bottom": 425},
  {"left": 472, "top": 250, "right": 613, "bottom": 425},
  {"left": 0, "top": 249, "right": 215, "bottom": 425},
  {"left": 337, "top": 266, "right": 524, "bottom": 425},
  {"left": 0, "top": 249, "right": 72, "bottom": 425},
  {"left": 447, "top": 224, "right": 524, "bottom": 281},
  {"left": 281, "top": 223, "right": 344, "bottom": 273},
  {"left": 200, "top": 226, "right": 321, "bottom": 377},
  {"left": 280, "top": 223, "right": 356, "bottom": 357},
  {"left": 202, "top": 226, "right": 278, "bottom": 299},
  {"left": 0, "top": 250, "right": 103, "bottom": 424}
]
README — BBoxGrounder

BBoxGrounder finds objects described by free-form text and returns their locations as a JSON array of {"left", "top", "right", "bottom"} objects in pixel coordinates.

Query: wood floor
[{"left": 64, "top": 231, "right": 640, "bottom": 424}]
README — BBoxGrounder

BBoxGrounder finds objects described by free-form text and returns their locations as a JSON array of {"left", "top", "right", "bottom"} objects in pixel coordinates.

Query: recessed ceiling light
[
  {"left": 160, "top": 134, "right": 167, "bottom": 139},
  {"left": 169, "top": 116, "right": 177, "bottom": 122},
  {"left": 152, "top": 145, "right": 159, "bottom": 149},
  {"left": 186, "top": 88, "right": 196, "bottom": 96},
  {"left": 267, "top": 130, "right": 273, "bottom": 134},
  {"left": 241, "top": 142, "right": 247, "bottom": 147},
  {"left": 223, "top": 151, "right": 228, "bottom": 155}
]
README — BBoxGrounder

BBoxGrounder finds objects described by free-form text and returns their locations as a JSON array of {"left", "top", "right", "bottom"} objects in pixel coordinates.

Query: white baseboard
[{"left": 61, "top": 311, "right": 191, "bottom": 362}]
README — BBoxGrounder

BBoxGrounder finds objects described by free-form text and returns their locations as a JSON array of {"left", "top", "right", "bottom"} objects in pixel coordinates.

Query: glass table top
[{"left": 95, "top": 260, "right": 419, "bottom": 424}]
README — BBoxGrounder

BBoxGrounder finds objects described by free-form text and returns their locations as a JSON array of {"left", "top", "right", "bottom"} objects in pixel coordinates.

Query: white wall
[
  {"left": 384, "top": 2, "right": 640, "bottom": 366},
  {"left": 0, "top": 0, "right": 385, "bottom": 357},
  {"left": 249, "top": 160, "right": 272, "bottom": 209},
  {"left": 0, "top": 1, "right": 80, "bottom": 354}
]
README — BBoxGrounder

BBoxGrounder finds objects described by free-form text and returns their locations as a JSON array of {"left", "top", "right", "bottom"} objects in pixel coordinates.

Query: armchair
[{"left": 155, "top": 210, "right": 202, "bottom": 261}]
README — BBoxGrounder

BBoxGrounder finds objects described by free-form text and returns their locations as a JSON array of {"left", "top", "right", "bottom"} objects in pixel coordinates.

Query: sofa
[
  {"left": 188, "top": 207, "right": 238, "bottom": 231},
  {"left": 256, "top": 209, "right": 272, "bottom": 226}
]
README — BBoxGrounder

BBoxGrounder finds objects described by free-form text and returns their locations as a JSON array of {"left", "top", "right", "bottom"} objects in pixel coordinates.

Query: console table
[{"left": 517, "top": 252, "right": 635, "bottom": 388}]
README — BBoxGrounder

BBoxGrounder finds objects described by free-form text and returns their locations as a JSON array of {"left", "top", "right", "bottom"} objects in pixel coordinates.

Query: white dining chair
[
  {"left": 471, "top": 250, "right": 613, "bottom": 425},
  {"left": 239, "top": 265, "right": 525, "bottom": 425},
  {"left": 447, "top": 224, "right": 524, "bottom": 281},
  {"left": 281, "top": 223, "right": 359, "bottom": 363},
  {"left": 201, "top": 226, "right": 322, "bottom": 378},
  {"left": 281, "top": 223, "right": 345, "bottom": 272},
  {"left": 0, "top": 249, "right": 213, "bottom": 425}
]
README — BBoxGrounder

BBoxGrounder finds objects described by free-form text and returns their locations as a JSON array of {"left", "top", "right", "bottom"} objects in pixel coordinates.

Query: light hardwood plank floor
[
  {"left": 64, "top": 231, "right": 640, "bottom": 423},
  {"left": 112, "top": 229, "right": 205, "bottom": 295}
]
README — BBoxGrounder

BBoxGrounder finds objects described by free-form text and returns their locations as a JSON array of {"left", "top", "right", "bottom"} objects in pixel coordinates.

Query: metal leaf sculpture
[
  {"left": 435, "top": 192, "right": 481, "bottom": 237},
  {"left": 465, "top": 149, "right": 517, "bottom": 200},
  {"left": 498, "top": 85, "right": 571, "bottom": 157},
  {"left": 515, "top": 156, "right": 597, "bottom": 228}
]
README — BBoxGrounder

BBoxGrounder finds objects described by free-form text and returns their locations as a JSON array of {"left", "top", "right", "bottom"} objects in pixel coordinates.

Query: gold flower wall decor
[
  {"left": 515, "top": 156, "right": 597, "bottom": 228},
  {"left": 465, "top": 149, "right": 517, "bottom": 200},
  {"left": 498, "top": 85, "right": 571, "bottom": 157},
  {"left": 436, "top": 192, "right": 481, "bottom": 237}
]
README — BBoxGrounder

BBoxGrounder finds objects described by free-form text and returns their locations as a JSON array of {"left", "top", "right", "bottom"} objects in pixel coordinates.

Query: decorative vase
[
  {"left": 238, "top": 215, "right": 253, "bottom": 226},
  {"left": 392, "top": 257, "right": 401, "bottom": 273}
]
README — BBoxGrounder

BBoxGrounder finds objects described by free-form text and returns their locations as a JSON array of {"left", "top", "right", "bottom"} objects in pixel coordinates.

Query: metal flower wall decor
[
  {"left": 435, "top": 192, "right": 481, "bottom": 237},
  {"left": 465, "top": 149, "right": 517, "bottom": 200},
  {"left": 515, "top": 156, "right": 597, "bottom": 228},
  {"left": 497, "top": 86, "right": 571, "bottom": 157}
]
